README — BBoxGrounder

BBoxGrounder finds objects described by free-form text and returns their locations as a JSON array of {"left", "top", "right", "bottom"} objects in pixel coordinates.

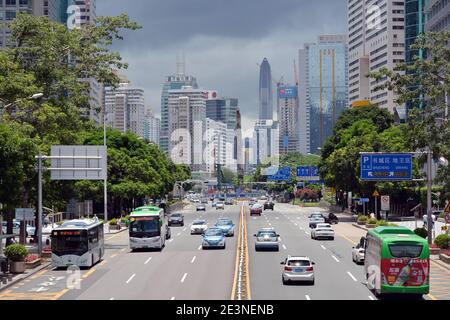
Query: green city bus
[{"left": 364, "top": 226, "right": 430, "bottom": 298}]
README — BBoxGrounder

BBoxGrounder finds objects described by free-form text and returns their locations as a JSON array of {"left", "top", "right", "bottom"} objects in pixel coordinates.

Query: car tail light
[
  {"left": 284, "top": 266, "right": 293, "bottom": 272},
  {"left": 306, "top": 267, "right": 314, "bottom": 272}
]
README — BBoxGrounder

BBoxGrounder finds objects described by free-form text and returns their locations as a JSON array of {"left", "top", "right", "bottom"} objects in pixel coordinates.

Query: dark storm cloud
[{"left": 97, "top": 0, "right": 347, "bottom": 134}]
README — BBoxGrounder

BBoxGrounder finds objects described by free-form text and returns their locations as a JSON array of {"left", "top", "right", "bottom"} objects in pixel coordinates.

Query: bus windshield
[
  {"left": 388, "top": 243, "right": 423, "bottom": 258},
  {"left": 51, "top": 231, "right": 88, "bottom": 256},
  {"left": 130, "top": 217, "right": 160, "bottom": 238}
]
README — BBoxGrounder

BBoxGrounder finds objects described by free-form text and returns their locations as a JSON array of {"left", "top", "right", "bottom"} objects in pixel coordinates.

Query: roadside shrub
[
  {"left": 5, "top": 244, "right": 29, "bottom": 262},
  {"left": 414, "top": 227, "right": 428, "bottom": 239},
  {"left": 357, "top": 215, "right": 368, "bottom": 223},
  {"left": 376, "top": 220, "right": 388, "bottom": 227},
  {"left": 434, "top": 234, "right": 450, "bottom": 249},
  {"left": 367, "top": 218, "right": 378, "bottom": 225},
  {"left": 109, "top": 218, "right": 118, "bottom": 226}
]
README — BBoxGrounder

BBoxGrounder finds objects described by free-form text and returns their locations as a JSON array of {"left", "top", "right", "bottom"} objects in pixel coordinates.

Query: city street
[{"left": 1, "top": 202, "right": 448, "bottom": 300}]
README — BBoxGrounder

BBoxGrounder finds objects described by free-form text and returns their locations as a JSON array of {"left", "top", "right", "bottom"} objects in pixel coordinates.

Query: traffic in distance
[{"left": 31, "top": 193, "right": 434, "bottom": 301}]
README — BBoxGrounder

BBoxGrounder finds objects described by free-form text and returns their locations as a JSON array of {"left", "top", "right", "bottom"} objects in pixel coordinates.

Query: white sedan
[
  {"left": 190, "top": 219, "right": 208, "bottom": 235},
  {"left": 352, "top": 243, "right": 365, "bottom": 264},
  {"left": 311, "top": 223, "right": 335, "bottom": 240}
]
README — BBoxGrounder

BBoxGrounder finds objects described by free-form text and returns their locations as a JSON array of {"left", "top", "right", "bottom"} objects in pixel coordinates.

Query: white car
[
  {"left": 352, "top": 243, "right": 365, "bottom": 264},
  {"left": 281, "top": 256, "right": 315, "bottom": 285},
  {"left": 2, "top": 221, "right": 35, "bottom": 237},
  {"left": 190, "top": 219, "right": 208, "bottom": 235},
  {"left": 311, "top": 223, "right": 335, "bottom": 240},
  {"left": 216, "top": 202, "right": 225, "bottom": 210}
]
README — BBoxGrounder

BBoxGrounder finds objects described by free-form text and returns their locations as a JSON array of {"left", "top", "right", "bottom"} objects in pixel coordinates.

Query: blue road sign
[
  {"left": 296, "top": 166, "right": 319, "bottom": 177},
  {"left": 268, "top": 167, "right": 291, "bottom": 181},
  {"left": 360, "top": 198, "right": 370, "bottom": 203},
  {"left": 360, "top": 153, "right": 412, "bottom": 181}
]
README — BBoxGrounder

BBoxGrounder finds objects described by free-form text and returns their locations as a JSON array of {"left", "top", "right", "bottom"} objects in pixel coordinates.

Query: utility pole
[
  {"left": 37, "top": 154, "right": 43, "bottom": 256},
  {"left": 103, "top": 106, "right": 108, "bottom": 223}
]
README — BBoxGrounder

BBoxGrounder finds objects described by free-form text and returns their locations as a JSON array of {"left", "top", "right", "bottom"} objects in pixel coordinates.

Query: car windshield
[
  {"left": 205, "top": 229, "right": 223, "bottom": 236},
  {"left": 193, "top": 221, "right": 206, "bottom": 225},
  {"left": 217, "top": 220, "right": 232, "bottom": 226},
  {"left": 388, "top": 243, "right": 423, "bottom": 258},
  {"left": 287, "top": 260, "right": 310, "bottom": 267},
  {"left": 258, "top": 231, "right": 276, "bottom": 237}
]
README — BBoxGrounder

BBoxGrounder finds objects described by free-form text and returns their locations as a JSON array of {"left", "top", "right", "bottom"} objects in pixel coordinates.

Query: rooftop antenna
[{"left": 176, "top": 52, "right": 186, "bottom": 76}]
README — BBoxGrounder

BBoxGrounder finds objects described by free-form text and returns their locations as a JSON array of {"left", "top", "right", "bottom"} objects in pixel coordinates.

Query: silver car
[
  {"left": 281, "top": 256, "right": 315, "bottom": 285},
  {"left": 254, "top": 228, "right": 280, "bottom": 251}
]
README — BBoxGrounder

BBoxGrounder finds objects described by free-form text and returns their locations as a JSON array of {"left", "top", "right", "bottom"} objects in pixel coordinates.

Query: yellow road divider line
[{"left": 230, "top": 206, "right": 243, "bottom": 300}]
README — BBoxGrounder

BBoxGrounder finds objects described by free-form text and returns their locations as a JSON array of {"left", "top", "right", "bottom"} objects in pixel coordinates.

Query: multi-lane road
[{"left": 0, "top": 202, "right": 448, "bottom": 300}]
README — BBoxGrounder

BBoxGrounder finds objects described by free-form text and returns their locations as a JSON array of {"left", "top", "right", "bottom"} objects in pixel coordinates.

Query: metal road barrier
[{"left": 231, "top": 205, "right": 251, "bottom": 300}]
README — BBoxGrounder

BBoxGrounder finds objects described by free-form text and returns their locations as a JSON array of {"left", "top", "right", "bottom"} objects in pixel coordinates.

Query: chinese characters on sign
[{"left": 360, "top": 154, "right": 413, "bottom": 181}]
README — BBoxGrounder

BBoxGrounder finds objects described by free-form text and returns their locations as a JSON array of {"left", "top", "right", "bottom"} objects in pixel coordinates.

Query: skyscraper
[
  {"left": 347, "top": 0, "right": 406, "bottom": 113},
  {"left": 425, "top": 0, "right": 450, "bottom": 32},
  {"left": 104, "top": 82, "right": 145, "bottom": 138},
  {"left": 259, "top": 58, "right": 273, "bottom": 120},
  {"left": 253, "top": 120, "right": 279, "bottom": 165},
  {"left": 299, "top": 35, "right": 348, "bottom": 154},
  {"left": 160, "top": 64, "right": 198, "bottom": 155},
  {"left": 277, "top": 85, "right": 299, "bottom": 155},
  {"left": 143, "top": 107, "right": 161, "bottom": 146},
  {"left": 168, "top": 86, "right": 206, "bottom": 172}
]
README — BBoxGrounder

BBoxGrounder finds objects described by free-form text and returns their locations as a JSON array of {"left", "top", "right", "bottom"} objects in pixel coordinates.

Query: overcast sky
[{"left": 97, "top": 0, "right": 347, "bottom": 136}]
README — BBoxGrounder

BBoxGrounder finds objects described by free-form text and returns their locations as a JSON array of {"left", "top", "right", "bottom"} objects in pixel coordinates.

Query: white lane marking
[
  {"left": 253, "top": 217, "right": 256, "bottom": 220},
  {"left": 144, "top": 257, "right": 152, "bottom": 264},
  {"left": 305, "top": 231, "right": 309, "bottom": 235},
  {"left": 110, "top": 297, "right": 114, "bottom": 300},
  {"left": 126, "top": 274, "right": 136, "bottom": 284},
  {"left": 183, "top": 227, "right": 187, "bottom": 232},
  {"left": 347, "top": 271, "right": 358, "bottom": 282},
  {"left": 191, "top": 256, "right": 196, "bottom": 264},
  {"left": 300, "top": 227, "right": 304, "bottom": 230},
  {"left": 171, "top": 297, "right": 175, "bottom": 300},
  {"left": 282, "top": 244, "right": 287, "bottom": 250},
  {"left": 320, "top": 245, "right": 326, "bottom": 250},
  {"left": 275, "top": 217, "right": 279, "bottom": 220},
  {"left": 177, "top": 232, "right": 181, "bottom": 236},
  {"left": 305, "top": 295, "right": 311, "bottom": 300},
  {"left": 168, "top": 239, "right": 174, "bottom": 243},
  {"left": 294, "top": 223, "right": 298, "bottom": 226},
  {"left": 368, "top": 296, "right": 375, "bottom": 300},
  {"left": 198, "top": 245, "right": 202, "bottom": 250},
  {"left": 332, "top": 255, "right": 340, "bottom": 263},
  {"left": 181, "top": 273, "right": 188, "bottom": 283},
  {"left": 269, "top": 223, "right": 272, "bottom": 226}
]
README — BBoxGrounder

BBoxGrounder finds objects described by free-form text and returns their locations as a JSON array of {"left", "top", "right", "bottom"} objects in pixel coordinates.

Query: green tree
[{"left": 369, "top": 31, "right": 450, "bottom": 199}]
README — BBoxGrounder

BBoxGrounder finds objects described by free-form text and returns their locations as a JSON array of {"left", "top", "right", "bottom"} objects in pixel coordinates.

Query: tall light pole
[{"left": 103, "top": 103, "right": 108, "bottom": 223}]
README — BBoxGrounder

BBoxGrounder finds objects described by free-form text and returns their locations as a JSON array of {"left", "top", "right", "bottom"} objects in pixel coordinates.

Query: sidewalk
[{"left": 0, "top": 259, "right": 52, "bottom": 293}]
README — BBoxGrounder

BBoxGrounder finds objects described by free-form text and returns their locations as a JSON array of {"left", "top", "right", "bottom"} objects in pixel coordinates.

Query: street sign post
[
  {"left": 373, "top": 191, "right": 380, "bottom": 219},
  {"left": 268, "top": 167, "right": 291, "bottom": 181},
  {"left": 381, "top": 196, "right": 390, "bottom": 211},
  {"left": 15, "top": 208, "right": 35, "bottom": 221},
  {"left": 360, "top": 153, "right": 413, "bottom": 181}
]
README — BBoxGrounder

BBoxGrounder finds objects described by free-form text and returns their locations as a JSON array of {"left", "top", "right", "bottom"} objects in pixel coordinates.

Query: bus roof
[
  {"left": 133, "top": 206, "right": 161, "bottom": 212},
  {"left": 57, "top": 218, "right": 103, "bottom": 230},
  {"left": 368, "top": 226, "right": 426, "bottom": 242},
  {"left": 130, "top": 207, "right": 163, "bottom": 217}
]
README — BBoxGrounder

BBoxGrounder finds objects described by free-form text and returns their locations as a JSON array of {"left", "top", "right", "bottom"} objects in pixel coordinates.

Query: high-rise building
[
  {"left": 277, "top": 85, "right": 299, "bottom": 155},
  {"left": 425, "top": 0, "right": 450, "bottom": 32},
  {"left": 299, "top": 35, "right": 348, "bottom": 154},
  {"left": 244, "top": 137, "right": 254, "bottom": 174},
  {"left": 143, "top": 107, "right": 161, "bottom": 146},
  {"left": 259, "top": 58, "right": 273, "bottom": 120},
  {"left": 347, "top": 0, "right": 406, "bottom": 113},
  {"left": 406, "top": 0, "right": 425, "bottom": 65},
  {"left": 160, "top": 67, "right": 198, "bottom": 155},
  {"left": 253, "top": 120, "right": 279, "bottom": 165},
  {"left": 168, "top": 86, "right": 206, "bottom": 172},
  {"left": 104, "top": 82, "right": 145, "bottom": 138},
  {"left": 0, "top": 0, "right": 61, "bottom": 47},
  {"left": 203, "top": 119, "right": 227, "bottom": 175}
]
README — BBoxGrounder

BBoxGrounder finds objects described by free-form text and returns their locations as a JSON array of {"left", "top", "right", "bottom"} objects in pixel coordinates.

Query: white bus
[
  {"left": 129, "top": 206, "right": 171, "bottom": 251},
  {"left": 51, "top": 218, "right": 104, "bottom": 268}
]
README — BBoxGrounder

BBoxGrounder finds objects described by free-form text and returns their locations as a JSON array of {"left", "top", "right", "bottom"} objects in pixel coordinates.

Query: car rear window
[
  {"left": 258, "top": 232, "right": 276, "bottom": 237},
  {"left": 193, "top": 221, "right": 205, "bottom": 225},
  {"left": 388, "top": 244, "right": 423, "bottom": 258},
  {"left": 288, "top": 260, "right": 310, "bottom": 267}
]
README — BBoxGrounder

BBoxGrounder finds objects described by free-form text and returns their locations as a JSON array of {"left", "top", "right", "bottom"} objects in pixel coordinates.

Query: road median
[{"left": 231, "top": 205, "right": 251, "bottom": 300}]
